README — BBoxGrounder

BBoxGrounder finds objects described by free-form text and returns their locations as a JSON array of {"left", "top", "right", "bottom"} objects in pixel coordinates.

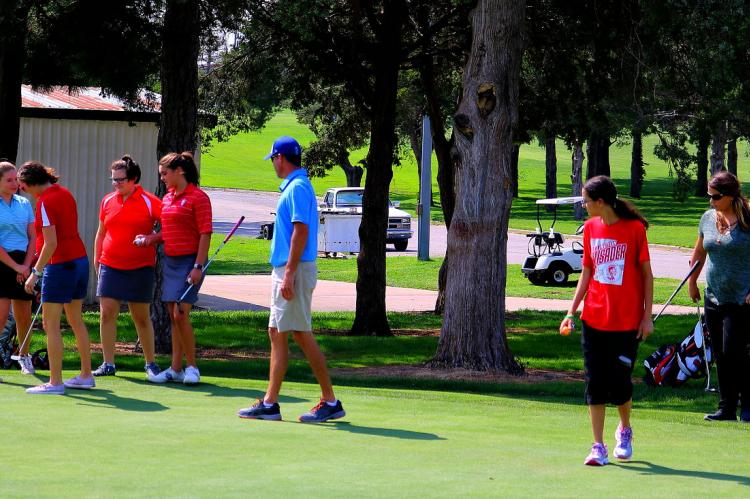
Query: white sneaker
[
  {"left": 147, "top": 367, "right": 184, "bottom": 384},
  {"left": 183, "top": 365, "right": 200, "bottom": 385},
  {"left": 17, "top": 355, "right": 35, "bottom": 375}
]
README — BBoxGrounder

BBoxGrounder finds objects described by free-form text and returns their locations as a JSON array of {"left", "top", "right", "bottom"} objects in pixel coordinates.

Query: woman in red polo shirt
[
  {"left": 19, "top": 161, "right": 93, "bottom": 395},
  {"left": 137, "top": 152, "right": 211, "bottom": 386},
  {"left": 93, "top": 156, "right": 162, "bottom": 379}
]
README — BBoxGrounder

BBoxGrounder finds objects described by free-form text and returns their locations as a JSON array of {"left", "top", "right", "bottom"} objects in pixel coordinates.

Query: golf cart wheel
[
  {"left": 527, "top": 273, "right": 546, "bottom": 285},
  {"left": 262, "top": 224, "right": 274, "bottom": 240},
  {"left": 393, "top": 240, "right": 408, "bottom": 251},
  {"left": 547, "top": 263, "right": 569, "bottom": 285}
]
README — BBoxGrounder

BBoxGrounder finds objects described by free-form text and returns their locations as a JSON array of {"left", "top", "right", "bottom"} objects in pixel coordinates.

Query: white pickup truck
[{"left": 319, "top": 187, "right": 413, "bottom": 251}]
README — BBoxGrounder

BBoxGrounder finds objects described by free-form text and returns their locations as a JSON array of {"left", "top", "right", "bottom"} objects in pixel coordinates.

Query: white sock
[
  {"left": 263, "top": 400, "right": 275, "bottom": 408},
  {"left": 326, "top": 399, "right": 338, "bottom": 407}
]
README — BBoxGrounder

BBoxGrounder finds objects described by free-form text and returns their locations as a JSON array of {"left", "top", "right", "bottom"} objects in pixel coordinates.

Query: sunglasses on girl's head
[{"left": 706, "top": 192, "right": 724, "bottom": 201}]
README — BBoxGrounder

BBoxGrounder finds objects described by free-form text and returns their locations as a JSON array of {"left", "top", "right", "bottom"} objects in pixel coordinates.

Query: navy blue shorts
[
  {"left": 0, "top": 250, "right": 34, "bottom": 300},
  {"left": 97, "top": 264, "right": 155, "bottom": 302},
  {"left": 581, "top": 321, "right": 640, "bottom": 406},
  {"left": 161, "top": 254, "right": 202, "bottom": 305},
  {"left": 42, "top": 256, "right": 89, "bottom": 304}
]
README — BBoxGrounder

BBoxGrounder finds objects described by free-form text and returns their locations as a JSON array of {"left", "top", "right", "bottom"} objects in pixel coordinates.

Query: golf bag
[
  {"left": 0, "top": 310, "right": 49, "bottom": 371},
  {"left": 643, "top": 314, "right": 713, "bottom": 387}
]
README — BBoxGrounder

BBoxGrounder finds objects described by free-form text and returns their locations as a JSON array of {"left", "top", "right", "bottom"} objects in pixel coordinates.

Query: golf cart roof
[{"left": 535, "top": 196, "right": 584, "bottom": 205}]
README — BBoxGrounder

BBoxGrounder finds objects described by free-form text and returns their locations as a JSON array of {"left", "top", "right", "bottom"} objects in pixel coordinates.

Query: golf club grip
[{"left": 222, "top": 216, "right": 245, "bottom": 243}]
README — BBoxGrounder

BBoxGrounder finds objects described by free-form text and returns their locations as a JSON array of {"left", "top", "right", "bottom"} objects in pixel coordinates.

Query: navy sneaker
[
  {"left": 298, "top": 399, "right": 346, "bottom": 423},
  {"left": 238, "top": 399, "right": 282, "bottom": 421},
  {"left": 704, "top": 408, "right": 737, "bottom": 421},
  {"left": 92, "top": 362, "right": 116, "bottom": 377},
  {"left": 145, "top": 362, "right": 161, "bottom": 379},
  {"left": 740, "top": 408, "right": 750, "bottom": 423}
]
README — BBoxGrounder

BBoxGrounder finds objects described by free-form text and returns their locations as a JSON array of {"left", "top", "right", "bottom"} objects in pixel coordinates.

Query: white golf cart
[{"left": 521, "top": 196, "right": 584, "bottom": 285}]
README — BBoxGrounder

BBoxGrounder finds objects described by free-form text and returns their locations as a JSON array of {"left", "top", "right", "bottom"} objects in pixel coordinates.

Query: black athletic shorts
[
  {"left": 0, "top": 250, "right": 34, "bottom": 300},
  {"left": 581, "top": 321, "right": 640, "bottom": 406}
]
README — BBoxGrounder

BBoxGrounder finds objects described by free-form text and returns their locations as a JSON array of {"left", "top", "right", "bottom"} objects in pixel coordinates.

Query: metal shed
[{"left": 16, "top": 86, "right": 183, "bottom": 302}]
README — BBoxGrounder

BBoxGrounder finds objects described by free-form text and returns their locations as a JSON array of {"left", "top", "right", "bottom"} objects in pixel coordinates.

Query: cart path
[
  {"left": 206, "top": 188, "right": 699, "bottom": 281},
  {"left": 197, "top": 274, "right": 696, "bottom": 315}
]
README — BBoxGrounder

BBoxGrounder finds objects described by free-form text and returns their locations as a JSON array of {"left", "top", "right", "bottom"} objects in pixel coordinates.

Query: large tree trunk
[
  {"left": 710, "top": 121, "right": 727, "bottom": 176},
  {"left": 545, "top": 133, "right": 557, "bottom": 211},
  {"left": 337, "top": 151, "right": 363, "bottom": 187},
  {"left": 431, "top": 0, "right": 525, "bottom": 373},
  {"left": 629, "top": 130, "right": 644, "bottom": 198},
  {"left": 727, "top": 137, "right": 738, "bottom": 177},
  {"left": 0, "top": 2, "right": 28, "bottom": 163},
  {"left": 695, "top": 129, "right": 710, "bottom": 196},
  {"left": 586, "top": 131, "right": 611, "bottom": 179},
  {"left": 151, "top": 0, "right": 201, "bottom": 353},
  {"left": 350, "top": 1, "right": 405, "bottom": 336},
  {"left": 571, "top": 140, "right": 585, "bottom": 220}
]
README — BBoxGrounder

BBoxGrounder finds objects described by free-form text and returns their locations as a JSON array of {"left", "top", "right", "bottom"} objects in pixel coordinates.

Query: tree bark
[
  {"left": 571, "top": 140, "right": 585, "bottom": 220},
  {"left": 511, "top": 144, "right": 520, "bottom": 198},
  {"left": 586, "top": 131, "right": 610, "bottom": 179},
  {"left": 695, "top": 129, "right": 710, "bottom": 197},
  {"left": 629, "top": 130, "right": 644, "bottom": 198},
  {"left": 337, "top": 151, "right": 363, "bottom": 187},
  {"left": 727, "top": 137, "right": 738, "bottom": 177},
  {"left": 431, "top": 0, "right": 525, "bottom": 373},
  {"left": 151, "top": 0, "right": 201, "bottom": 353},
  {"left": 0, "top": 1, "right": 28, "bottom": 163},
  {"left": 710, "top": 121, "right": 727, "bottom": 176},
  {"left": 545, "top": 133, "right": 557, "bottom": 210},
  {"left": 350, "top": 1, "right": 405, "bottom": 336}
]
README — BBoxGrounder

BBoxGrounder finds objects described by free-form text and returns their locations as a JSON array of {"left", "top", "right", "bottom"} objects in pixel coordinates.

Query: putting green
[{"left": 1, "top": 370, "right": 748, "bottom": 497}]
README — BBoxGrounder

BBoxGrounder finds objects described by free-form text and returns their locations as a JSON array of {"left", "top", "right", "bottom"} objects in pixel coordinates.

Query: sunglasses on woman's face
[{"left": 706, "top": 192, "right": 724, "bottom": 201}]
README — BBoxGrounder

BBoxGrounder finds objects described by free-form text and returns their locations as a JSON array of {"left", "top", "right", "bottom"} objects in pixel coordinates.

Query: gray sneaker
[
  {"left": 148, "top": 367, "right": 184, "bottom": 384},
  {"left": 63, "top": 375, "right": 96, "bottom": 390},
  {"left": 92, "top": 362, "right": 116, "bottom": 376},
  {"left": 183, "top": 365, "right": 200, "bottom": 385},
  {"left": 298, "top": 399, "right": 346, "bottom": 423},
  {"left": 17, "top": 355, "right": 35, "bottom": 375},
  {"left": 26, "top": 383, "right": 65, "bottom": 395}
]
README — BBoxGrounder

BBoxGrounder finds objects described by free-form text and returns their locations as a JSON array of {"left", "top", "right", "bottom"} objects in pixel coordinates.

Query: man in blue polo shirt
[{"left": 238, "top": 136, "right": 345, "bottom": 423}]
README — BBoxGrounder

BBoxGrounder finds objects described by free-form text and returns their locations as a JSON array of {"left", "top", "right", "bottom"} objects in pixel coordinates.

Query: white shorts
[{"left": 269, "top": 262, "right": 317, "bottom": 333}]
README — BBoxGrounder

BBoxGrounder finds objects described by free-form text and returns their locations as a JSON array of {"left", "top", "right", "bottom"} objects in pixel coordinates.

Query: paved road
[{"left": 206, "top": 188, "right": 698, "bottom": 281}]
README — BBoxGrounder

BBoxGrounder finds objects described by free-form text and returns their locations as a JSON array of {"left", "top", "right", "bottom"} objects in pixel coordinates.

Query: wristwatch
[
  {"left": 193, "top": 263, "right": 204, "bottom": 270},
  {"left": 31, "top": 267, "right": 43, "bottom": 278}
]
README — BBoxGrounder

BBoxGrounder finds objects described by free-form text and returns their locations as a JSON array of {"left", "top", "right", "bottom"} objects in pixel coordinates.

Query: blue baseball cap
[{"left": 263, "top": 136, "right": 302, "bottom": 160}]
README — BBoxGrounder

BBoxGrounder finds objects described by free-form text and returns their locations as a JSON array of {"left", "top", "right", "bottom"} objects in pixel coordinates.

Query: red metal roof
[{"left": 21, "top": 86, "right": 160, "bottom": 111}]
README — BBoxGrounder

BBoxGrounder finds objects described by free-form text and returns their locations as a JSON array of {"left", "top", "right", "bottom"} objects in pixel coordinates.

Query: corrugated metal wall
[{"left": 17, "top": 118, "right": 160, "bottom": 302}]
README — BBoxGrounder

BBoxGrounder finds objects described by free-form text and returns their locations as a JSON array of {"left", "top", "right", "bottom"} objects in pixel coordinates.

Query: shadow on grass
[
  {"left": 616, "top": 460, "right": 750, "bottom": 486},
  {"left": 64, "top": 389, "right": 169, "bottom": 412},
  {"left": 324, "top": 421, "right": 445, "bottom": 441}
]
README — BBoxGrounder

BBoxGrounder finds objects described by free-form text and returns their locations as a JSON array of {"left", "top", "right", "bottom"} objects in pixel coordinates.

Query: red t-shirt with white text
[{"left": 580, "top": 217, "right": 650, "bottom": 331}]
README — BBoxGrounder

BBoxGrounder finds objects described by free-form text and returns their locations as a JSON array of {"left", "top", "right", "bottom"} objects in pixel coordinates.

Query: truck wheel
[
  {"left": 394, "top": 240, "right": 408, "bottom": 251},
  {"left": 547, "top": 263, "right": 569, "bottom": 285}
]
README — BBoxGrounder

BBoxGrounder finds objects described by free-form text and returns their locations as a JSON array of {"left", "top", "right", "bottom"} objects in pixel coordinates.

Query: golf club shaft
[
  {"left": 177, "top": 216, "right": 245, "bottom": 305},
  {"left": 653, "top": 260, "right": 701, "bottom": 322},
  {"left": 11, "top": 299, "right": 42, "bottom": 360}
]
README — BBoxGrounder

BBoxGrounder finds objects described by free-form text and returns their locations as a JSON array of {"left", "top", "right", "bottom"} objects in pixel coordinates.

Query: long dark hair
[
  {"left": 159, "top": 152, "right": 199, "bottom": 185},
  {"left": 17, "top": 161, "right": 59, "bottom": 185},
  {"left": 584, "top": 175, "right": 649, "bottom": 228},
  {"left": 709, "top": 171, "right": 750, "bottom": 230}
]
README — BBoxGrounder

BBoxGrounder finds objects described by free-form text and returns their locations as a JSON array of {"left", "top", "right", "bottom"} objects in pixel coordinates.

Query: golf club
[
  {"left": 176, "top": 215, "right": 245, "bottom": 309},
  {"left": 10, "top": 298, "right": 42, "bottom": 362},
  {"left": 696, "top": 304, "right": 718, "bottom": 393},
  {"left": 653, "top": 260, "right": 701, "bottom": 322}
]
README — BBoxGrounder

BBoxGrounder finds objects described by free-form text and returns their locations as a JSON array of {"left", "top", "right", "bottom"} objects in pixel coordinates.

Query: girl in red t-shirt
[{"left": 560, "top": 175, "right": 653, "bottom": 467}]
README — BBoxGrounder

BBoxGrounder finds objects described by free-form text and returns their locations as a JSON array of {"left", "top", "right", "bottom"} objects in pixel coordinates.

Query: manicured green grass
[
  {"left": 201, "top": 110, "right": 750, "bottom": 247},
  {"left": 3, "top": 309, "right": 748, "bottom": 496},
  {"left": 208, "top": 235, "right": 698, "bottom": 306}
]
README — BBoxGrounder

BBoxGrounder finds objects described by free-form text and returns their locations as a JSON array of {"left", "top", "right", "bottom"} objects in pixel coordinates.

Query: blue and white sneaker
[
  {"left": 145, "top": 362, "right": 161, "bottom": 379},
  {"left": 147, "top": 367, "right": 184, "bottom": 384},
  {"left": 64, "top": 375, "right": 96, "bottom": 390},
  {"left": 298, "top": 399, "right": 346, "bottom": 423},
  {"left": 614, "top": 425, "right": 633, "bottom": 460},
  {"left": 92, "top": 362, "right": 116, "bottom": 376},
  {"left": 183, "top": 365, "right": 200, "bottom": 385},
  {"left": 26, "top": 383, "right": 65, "bottom": 395},
  {"left": 238, "top": 399, "right": 282, "bottom": 421},
  {"left": 584, "top": 442, "right": 609, "bottom": 466}
]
